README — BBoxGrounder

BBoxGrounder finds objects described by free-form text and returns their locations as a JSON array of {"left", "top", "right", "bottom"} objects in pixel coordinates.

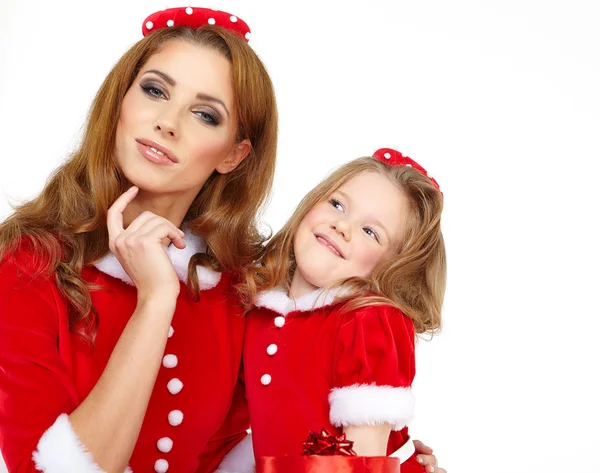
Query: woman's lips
[{"left": 135, "top": 140, "right": 177, "bottom": 165}]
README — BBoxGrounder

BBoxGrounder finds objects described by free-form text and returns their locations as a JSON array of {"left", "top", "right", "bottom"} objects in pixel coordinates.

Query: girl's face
[
  {"left": 115, "top": 40, "right": 250, "bottom": 199},
  {"left": 292, "top": 171, "right": 410, "bottom": 294}
]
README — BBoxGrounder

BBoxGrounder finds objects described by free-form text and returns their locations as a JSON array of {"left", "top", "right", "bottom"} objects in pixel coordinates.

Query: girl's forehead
[{"left": 337, "top": 172, "right": 391, "bottom": 194}]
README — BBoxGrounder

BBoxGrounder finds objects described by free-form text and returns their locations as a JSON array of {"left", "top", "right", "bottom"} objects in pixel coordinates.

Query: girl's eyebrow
[{"left": 336, "top": 190, "right": 391, "bottom": 240}]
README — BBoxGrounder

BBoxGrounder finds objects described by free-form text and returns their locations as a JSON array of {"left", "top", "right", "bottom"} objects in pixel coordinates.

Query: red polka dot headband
[
  {"left": 373, "top": 148, "right": 442, "bottom": 194},
  {"left": 142, "top": 7, "right": 251, "bottom": 42}
]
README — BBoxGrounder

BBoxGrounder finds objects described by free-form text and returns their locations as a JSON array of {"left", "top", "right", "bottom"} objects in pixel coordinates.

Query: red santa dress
[
  {"left": 233, "top": 287, "right": 425, "bottom": 472},
  {"left": 0, "top": 231, "right": 251, "bottom": 473}
]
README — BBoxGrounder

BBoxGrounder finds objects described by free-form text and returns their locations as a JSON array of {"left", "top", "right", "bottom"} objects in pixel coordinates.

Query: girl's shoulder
[
  {"left": 338, "top": 301, "right": 413, "bottom": 329},
  {"left": 335, "top": 301, "right": 416, "bottom": 353}
]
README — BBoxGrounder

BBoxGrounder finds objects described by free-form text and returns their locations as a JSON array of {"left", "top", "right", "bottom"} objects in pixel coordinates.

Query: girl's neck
[{"left": 288, "top": 269, "right": 320, "bottom": 299}]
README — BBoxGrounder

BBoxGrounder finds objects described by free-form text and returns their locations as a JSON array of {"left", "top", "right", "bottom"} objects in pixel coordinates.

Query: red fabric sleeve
[
  {"left": 329, "top": 305, "right": 416, "bottom": 430},
  {"left": 196, "top": 364, "right": 251, "bottom": 473},
  {"left": 332, "top": 305, "right": 415, "bottom": 389},
  {"left": 0, "top": 251, "right": 79, "bottom": 472}
]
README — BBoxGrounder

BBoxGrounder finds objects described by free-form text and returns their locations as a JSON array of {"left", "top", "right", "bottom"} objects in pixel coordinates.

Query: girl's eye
[
  {"left": 193, "top": 110, "right": 220, "bottom": 126},
  {"left": 140, "top": 83, "right": 166, "bottom": 99},
  {"left": 363, "top": 227, "right": 380, "bottom": 242},
  {"left": 329, "top": 198, "right": 344, "bottom": 212}
]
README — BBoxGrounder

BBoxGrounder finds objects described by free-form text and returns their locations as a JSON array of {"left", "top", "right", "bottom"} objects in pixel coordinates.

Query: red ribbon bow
[
  {"left": 373, "top": 147, "right": 442, "bottom": 194},
  {"left": 301, "top": 429, "right": 357, "bottom": 457}
]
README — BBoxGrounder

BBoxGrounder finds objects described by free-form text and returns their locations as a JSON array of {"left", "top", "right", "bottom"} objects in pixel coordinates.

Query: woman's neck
[{"left": 122, "top": 189, "right": 196, "bottom": 229}]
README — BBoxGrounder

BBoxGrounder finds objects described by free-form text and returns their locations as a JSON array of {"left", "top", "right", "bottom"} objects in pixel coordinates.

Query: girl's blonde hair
[
  {"left": 0, "top": 26, "right": 278, "bottom": 339},
  {"left": 240, "top": 157, "right": 446, "bottom": 335}
]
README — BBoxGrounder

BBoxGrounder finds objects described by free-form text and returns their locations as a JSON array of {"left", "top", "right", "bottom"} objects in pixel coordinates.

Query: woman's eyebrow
[{"left": 142, "top": 70, "right": 229, "bottom": 117}]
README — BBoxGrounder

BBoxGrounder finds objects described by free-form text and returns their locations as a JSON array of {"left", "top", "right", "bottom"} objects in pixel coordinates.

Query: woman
[{"left": 0, "top": 7, "right": 444, "bottom": 473}]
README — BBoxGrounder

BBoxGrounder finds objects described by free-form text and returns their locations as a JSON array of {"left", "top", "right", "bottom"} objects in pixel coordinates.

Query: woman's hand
[
  {"left": 107, "top": 186, "right": 187, "bottom": 302},
  {"left": 414, "top": 439, "right": 447, "bottom": 473}
]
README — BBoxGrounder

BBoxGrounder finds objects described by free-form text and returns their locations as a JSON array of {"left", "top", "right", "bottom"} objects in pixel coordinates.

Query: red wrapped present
[
  {"left": 257, "top": 455, "right": 400, "bottom": 473},
  {"left": 256, "top": 429, "right": 400, "bottom": 473}
]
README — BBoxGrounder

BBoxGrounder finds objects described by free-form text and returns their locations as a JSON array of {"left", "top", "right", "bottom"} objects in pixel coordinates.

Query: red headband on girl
[
  {"left": 373, "top": 148, "right": 442, "bottom": 194},
  {"left": 142, "top": 7, "right": 251, "bottom": 41}
]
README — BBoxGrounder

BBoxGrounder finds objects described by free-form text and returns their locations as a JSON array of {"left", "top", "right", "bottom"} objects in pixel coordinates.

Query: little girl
[{"left": 223, "top": 148, "right": 445, "bottom": 472}]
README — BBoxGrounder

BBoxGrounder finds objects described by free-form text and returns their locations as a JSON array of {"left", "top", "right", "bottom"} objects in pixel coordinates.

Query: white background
[{"left": 1, "top": 1, "right": 599, "bottom": 472}]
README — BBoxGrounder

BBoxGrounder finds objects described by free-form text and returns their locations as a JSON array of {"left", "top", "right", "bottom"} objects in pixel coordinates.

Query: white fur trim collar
[
  {"left": 33, "top": 413, "right": 132, "bottom": 472},
  {"left": 215, "top": 433, "right": 255, "bottom": 473},
  {"left": 93, "top": 228, "right": 221, "bottom": 291},
  {"left": 329, "top": 384, "right": 415, "bottom": 431},
  {"left": 254, "top": 286, "right": 350, "bottom": 316}
]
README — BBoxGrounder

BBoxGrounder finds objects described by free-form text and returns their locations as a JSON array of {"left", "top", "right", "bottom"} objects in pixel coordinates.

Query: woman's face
[{"left": 115, "top": 40, "right": 249, "bottom": 198}]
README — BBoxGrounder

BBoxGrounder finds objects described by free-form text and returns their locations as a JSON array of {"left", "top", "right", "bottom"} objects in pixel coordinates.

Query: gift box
[
  {"left": 257, "top": 455, "right": 400, "bottom": 473},
  {"left": 256, "top": 428, "right": 401, "bottom": 473}
]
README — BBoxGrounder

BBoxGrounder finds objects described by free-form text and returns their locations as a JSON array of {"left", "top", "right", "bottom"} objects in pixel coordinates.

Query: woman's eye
[
  {"left": 330, "top": 199, "right": 344, "bottom": 212},
  {"left": 363, "top": 227, "right": 380, "bottom": 242},
  {"left": 194, "top": 111, "right": 220, "bottom": 126},
  {"left": 141, "top": 84, "right": 166, "bottom": 99}
]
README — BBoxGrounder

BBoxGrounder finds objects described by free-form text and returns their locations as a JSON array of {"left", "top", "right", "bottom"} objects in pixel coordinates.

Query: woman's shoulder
[
  {"left": 0, "top": 236, "right": 60, "bottom": 282},
  {"left": 0, "top": 238, "right": 67, "bottom": 333}
]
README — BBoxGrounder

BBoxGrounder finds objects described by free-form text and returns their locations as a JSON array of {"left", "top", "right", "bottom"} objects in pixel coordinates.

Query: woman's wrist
[{"left": 136, "top": 291, "right": 178, "bottom": 315}]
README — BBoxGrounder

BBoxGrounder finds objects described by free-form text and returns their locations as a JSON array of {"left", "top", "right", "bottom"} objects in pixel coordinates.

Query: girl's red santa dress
[
  {"left": 234, "top": 287, "right": 425, "bottom": 472},
  {"left": 0, "top": 231, "right": 250, "bottom": 473}
]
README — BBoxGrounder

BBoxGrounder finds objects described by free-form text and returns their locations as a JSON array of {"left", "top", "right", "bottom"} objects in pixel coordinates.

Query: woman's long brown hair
[
  {"left": 239, "top": 158, "right": 446, "bottom": 335},
  {"left": 0, "top": 26, "right": 278, "bottom": 338}
]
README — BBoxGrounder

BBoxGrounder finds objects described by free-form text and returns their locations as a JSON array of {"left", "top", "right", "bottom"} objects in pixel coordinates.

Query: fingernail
[
  {"left": 179, "top": 230, "right": 185, "bottom": 237},
  {"left": 128, "top": 186, "right": 138, "bottom": 193},
  {"left": 417, "top": 457, "right": 424, "bottom": 465},
  {"left": 428, "top": 466, "right": 435, "bottom": 473}
]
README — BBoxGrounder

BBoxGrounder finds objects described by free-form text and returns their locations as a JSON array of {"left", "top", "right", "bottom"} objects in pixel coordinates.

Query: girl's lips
[{"left": 315, "top": 234, "right": 344, "bottom": 259}]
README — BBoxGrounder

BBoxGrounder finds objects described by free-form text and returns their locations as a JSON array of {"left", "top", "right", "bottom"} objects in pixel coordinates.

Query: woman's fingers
[
  {"left": 107, "top": 186, "right": 139, "bottom": 249},
  {"left": 413, "top": 439, "right": 434, "bottom": 455},
  {"left": 121, "top": 210, "right": 158, "bottom": 236},
  {"left": 135, "top": 218, "right": 186, "bottom": 250}
]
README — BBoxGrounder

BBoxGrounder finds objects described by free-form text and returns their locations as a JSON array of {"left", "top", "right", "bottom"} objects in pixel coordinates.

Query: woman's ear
[{"left": 216, "top": 139, "right": 251, "bottom": 174}]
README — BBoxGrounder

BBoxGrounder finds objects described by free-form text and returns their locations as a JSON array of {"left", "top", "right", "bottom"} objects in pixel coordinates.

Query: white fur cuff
[
  {"left": 329, "top": 384, "right": 415, "bottom": 431},
  {"left": 33, "top": 414, "right": 104, "bottom": 472},
  {"left": 215, "top": 433, "right": 255, "bottom": 473},
  {"left": 32, "top": 414, "right": 132, "bottom": 473}
]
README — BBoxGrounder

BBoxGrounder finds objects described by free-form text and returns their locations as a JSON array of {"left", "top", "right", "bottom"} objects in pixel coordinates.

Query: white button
[
  {"left": 230, "top": 15, "right": 238, "bottom": 22},
  {"left": 266, "top": 344, "right": 278, "bottom": 355},
  {"left": 208, "top": 17, "right": 216, "bottom": 25},
  {"left": 168, "top": 326, "right": 174, "bottom": 338},
  {"left": 168, "top": 410, "right": 183, "bottom": 426},
  {"left": 245, "top": 32, "right": 251, "bottom": 40},
  {"left": 384, "top": 152, "right": 391, "bottom": 159},
  {"left": 260, "top": 374, "right": 272, "bottom": 385},
  {"left": 163, "top": 354, "right": 178, "bottom": 368},
  {"left": 185, "top": 7, "right": 193, "bottom": 15},
  {"left": 166, "top": 19, "right": 174, "bottom": 27},
  {"left": 167, "top": 378, "right": 183, "bottom": 395},
  {"left": 146, "top": 21, "right": 154, "bottom": 30},
  {"left": 274, "top": 316, "right": 285, "bottom": 328},
  {"left": 154, "top": 459, "right": 169, "bottom": 472},
  {"left": 157, "top": 437, "right": 173, "bottom": 453}
]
